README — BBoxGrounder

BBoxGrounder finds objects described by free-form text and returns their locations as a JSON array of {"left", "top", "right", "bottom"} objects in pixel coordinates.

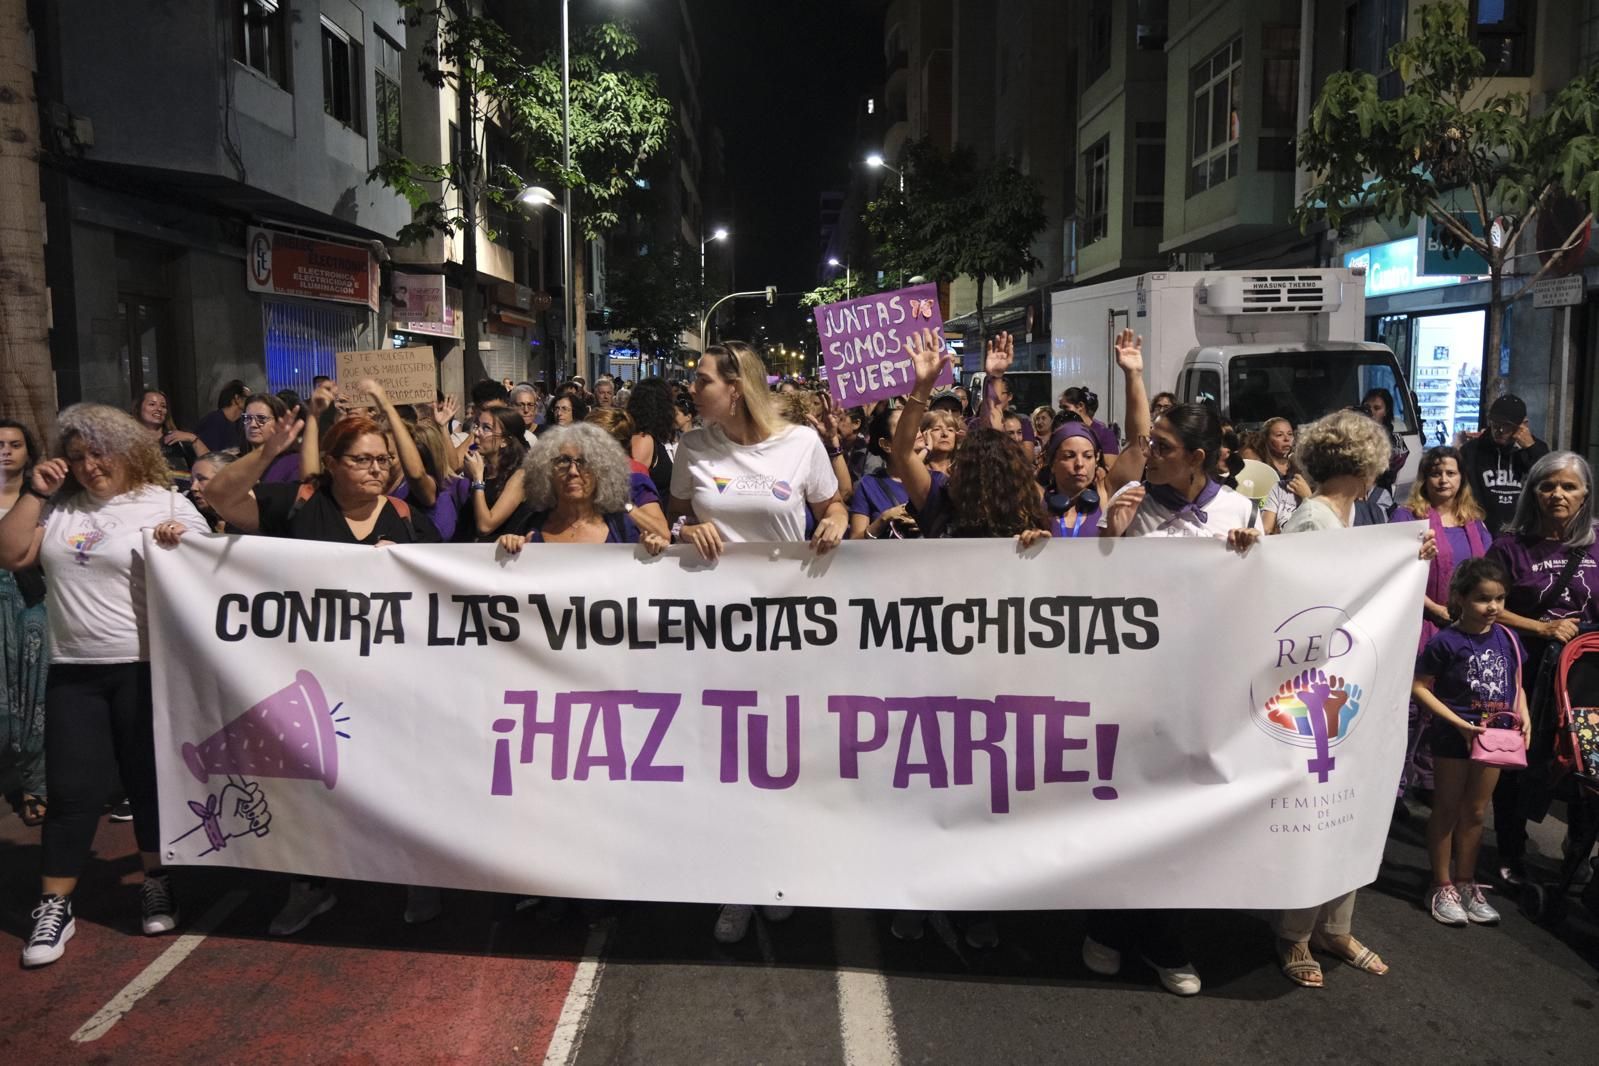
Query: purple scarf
[
  {"left": 1145, "top": 477, "right": 1223, "bottom": 526},
  {"left": 1425, "top": 508, "right": 1490, "bottom": 606}
]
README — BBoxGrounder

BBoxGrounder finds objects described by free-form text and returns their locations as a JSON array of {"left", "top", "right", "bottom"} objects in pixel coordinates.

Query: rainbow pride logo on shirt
[{"left": 712, "top": 476, "right": 734, "bottom": 494}]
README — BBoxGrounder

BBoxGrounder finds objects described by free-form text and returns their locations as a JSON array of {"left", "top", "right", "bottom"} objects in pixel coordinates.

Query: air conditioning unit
[{"left": 1197, "top": 273, "right": 1342, "bottom": 315}]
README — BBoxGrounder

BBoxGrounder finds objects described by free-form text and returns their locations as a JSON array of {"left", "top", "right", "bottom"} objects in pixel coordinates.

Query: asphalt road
[{"left": 2, "top": 791, "right": 1595, "bottom": 1065}]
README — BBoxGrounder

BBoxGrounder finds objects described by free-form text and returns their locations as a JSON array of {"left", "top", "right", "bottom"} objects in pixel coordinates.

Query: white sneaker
[
  {"left": 1145, "top": 957, "right": 1202, "bottom": 996},
  {"left": 1081, "top": 935, "right": 1121, "bottom": 976},
  {"left": 140, "top": 872, "right": 179, "bottom": 935},
  {"left": 1428, "top": 883, "right": 1469, "bottom": 926},
  {"left": 22, "top": 895, "right": 74, "bottom": 968},
  {"left": 1461, "top": 883, "right": 1501, "bottom": 925},
  {"left": 404, "top": 886, "right": 442, "bottom": 925},
  {"left": 760, "top": 905, "right": 794, "bottom": 923},
  {"left": 713, "top": 904, "right": 753, "bottom": 944},
  {"left": 269, "top": 880, "right": 337, "bottom": 937}
]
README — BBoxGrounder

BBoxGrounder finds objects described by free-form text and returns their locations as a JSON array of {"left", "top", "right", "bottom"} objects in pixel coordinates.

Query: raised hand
[
  {"left": 358, "top": 378, "right": 390, "bottom": 408},
  {"left": 263, "top": 407, "right": 305, "bottom": 460},
  {"left": 434, "top": 395, "right": 459, "bottom": 427},
  {"left": 1113, "top": 328, "right": 1144, "bottom": 374},
  {"left": 905, "top": 327, "right": 950, "bottom": 394},
  {"left": 985, "top": 330, "right": 1015, "bottom": 379},
  {"left": 31, "top": 458, "right": 68, "bottom": 498}
]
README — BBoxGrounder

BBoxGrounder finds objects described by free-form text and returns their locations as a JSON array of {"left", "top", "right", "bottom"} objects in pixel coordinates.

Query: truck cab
[{"left": 1051, "top": 268, "right": 1423, "bottom": 498}]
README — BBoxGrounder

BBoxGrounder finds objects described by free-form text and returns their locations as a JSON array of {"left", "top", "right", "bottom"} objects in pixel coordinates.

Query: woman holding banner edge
[
  {"left": 1, "top": 404, "right": 210, "bottom": 967},
  {"left": 670, "top": 339, "right": 845, "bottom": 944}
]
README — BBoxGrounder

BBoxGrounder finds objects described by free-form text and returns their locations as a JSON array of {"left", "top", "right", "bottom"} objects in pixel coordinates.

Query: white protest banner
[
  {"left": 813, "top": 283, "right": 952, "bottom": 406},
  {"left": 149, "top": 525, "right": 1425, "bottom": 911},
  {"left": 336, "top": 346, "right": 437, "bottom": 406}
]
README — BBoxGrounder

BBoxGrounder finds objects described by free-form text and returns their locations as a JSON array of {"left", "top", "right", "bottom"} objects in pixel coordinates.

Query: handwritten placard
[
  {"left": 813, "top": 283, "right": 952, "bottom": 406},
  {"left": 336, "top": 347, "right": 437, "bottom": 406}
]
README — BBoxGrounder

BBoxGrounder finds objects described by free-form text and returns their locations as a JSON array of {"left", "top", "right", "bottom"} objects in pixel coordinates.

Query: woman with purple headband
[{"left": 1041, "top": 326, "right": 1150, "bottom": 538}]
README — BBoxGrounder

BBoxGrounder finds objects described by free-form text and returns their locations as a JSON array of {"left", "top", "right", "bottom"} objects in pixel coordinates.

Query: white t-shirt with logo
[
  {"left": 38, "top": 485, "right": 210, "bottom": 663},
  {"left": 1124, "top": 483, "right": 1263, "bottom": 539},
  {"left": 670, "top": 424, "right": 839, "bottom": 543}
]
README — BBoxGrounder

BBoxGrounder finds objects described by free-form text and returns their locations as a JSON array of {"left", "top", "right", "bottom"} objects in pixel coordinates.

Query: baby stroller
[{"left": 1519, "top": 632, "right": 1599, "bottom": 925}]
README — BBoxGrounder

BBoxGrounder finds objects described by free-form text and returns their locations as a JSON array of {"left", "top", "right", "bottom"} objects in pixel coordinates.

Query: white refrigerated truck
[{"left": 1049, "top": 267, "right": 1422, "bottom": 494}]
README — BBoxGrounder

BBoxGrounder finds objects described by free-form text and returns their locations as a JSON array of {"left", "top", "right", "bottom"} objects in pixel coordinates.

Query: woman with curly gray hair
[
  {"left": 0, "top": 404, "right": 210, "bottom": 967},
  {"left": 496, "top": 423, "right": 668, "bottom": 553}
]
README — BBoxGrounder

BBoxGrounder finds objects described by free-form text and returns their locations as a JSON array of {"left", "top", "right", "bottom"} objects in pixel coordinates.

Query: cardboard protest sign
[
  {"left": 813, "top": 283, "right": 952, "bottom": 406},
  {"left": 336, "top": 347, "right": 436, "bottom": 406}
]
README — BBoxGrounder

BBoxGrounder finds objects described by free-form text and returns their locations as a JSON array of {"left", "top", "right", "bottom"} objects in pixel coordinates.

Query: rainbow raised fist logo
[
  {"left": 182, "top": 670, "right": 349, "bottom": 789},
  {"left": 1250, "top": 607, "right": 1377, "bottom": 783}
]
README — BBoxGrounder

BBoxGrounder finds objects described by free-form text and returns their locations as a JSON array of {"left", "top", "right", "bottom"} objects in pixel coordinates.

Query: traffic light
[{"left": 765, "top": 285, "right": 777, "bottom": 306}]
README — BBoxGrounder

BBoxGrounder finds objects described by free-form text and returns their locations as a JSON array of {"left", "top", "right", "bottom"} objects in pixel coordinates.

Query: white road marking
[
  {"left": 70, "top": 889, "right": 249, "bottom": 1044},
  {"left": 540, "top": 918, "right": 613, "bottom": 1066},
  {"left": 832, "top": 910, "right": 902, "bottom": 1066}
]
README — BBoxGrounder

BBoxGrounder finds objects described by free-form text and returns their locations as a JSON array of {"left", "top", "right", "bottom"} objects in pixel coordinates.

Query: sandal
[
  {"left": 21, "top": 794, "right": 46, "bottom": 827},
  {"left": 1311, "top": 932, "right": 1388, "bottom": 976},
  {"left": 1277, "top": 938, "right": 1323, "bottom": 988}
]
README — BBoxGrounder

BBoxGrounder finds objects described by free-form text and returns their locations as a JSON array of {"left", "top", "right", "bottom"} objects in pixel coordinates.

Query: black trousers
[{"left": 41, "top": 662, "right": 160, "bottom": 879}]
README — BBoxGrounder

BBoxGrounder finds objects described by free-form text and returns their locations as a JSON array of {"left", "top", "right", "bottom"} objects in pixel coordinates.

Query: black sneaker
[
  {"left": 109, "top": 800, "right": 133, "bottom": 822},
  {"left": 141, "top": 872, "right": 179, "bottom": 935},
  {"left": 22, "top": 895, "right": 75, "bottom": 967}
]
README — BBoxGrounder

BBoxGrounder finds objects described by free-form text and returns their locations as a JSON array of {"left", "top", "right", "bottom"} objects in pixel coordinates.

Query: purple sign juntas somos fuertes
[{"left": 813, "top": 283, "right": 953, "bottom": 406}]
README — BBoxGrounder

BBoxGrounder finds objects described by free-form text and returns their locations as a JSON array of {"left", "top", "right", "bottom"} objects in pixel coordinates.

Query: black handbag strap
[{"left": 1540, "top": 548, "right": 1588, "bottom": 617}]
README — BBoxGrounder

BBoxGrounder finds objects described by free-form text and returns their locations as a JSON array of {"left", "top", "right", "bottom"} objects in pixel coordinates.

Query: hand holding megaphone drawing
[{"left": 217, "top": 775, "right": 271, "bottom": 839}]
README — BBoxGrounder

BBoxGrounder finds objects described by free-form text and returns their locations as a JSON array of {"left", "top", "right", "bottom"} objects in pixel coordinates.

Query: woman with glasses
[
  {"left": 496, "top": 423, "right": 668, "bottom": 553},
  {"left": 1, "top": 404, "right": 210, "bottom": 967},
  {"left": 232, "top": 393, "right": 302, "bottom": 484},
  {"left": 548, "top": 392, "right": 587, "bottom": 429},
  {"left": 461, "top": 408, "right": 533, "bottom": 540},
  {"left": 1149, "top": 391, "right": 1177, "bottom": 421},
  {"left": 197, "top": 409, "right": 441, "bottom": 936}
]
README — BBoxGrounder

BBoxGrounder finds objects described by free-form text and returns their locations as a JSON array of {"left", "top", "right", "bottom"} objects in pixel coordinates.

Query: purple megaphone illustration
[{"left": 182, "top": 670, "right": 342, "bottom": 790}]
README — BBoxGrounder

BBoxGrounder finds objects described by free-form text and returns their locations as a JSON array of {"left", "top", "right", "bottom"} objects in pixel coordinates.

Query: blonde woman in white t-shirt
[
  {"left": 0, "top": 404, "right": 209, "bottom": 968},
  {"left": 670, "top": 341, "right": 847, "bottom": 561},
  {"left": 668, "top": 341, "right": 846, "bottom": 945}
]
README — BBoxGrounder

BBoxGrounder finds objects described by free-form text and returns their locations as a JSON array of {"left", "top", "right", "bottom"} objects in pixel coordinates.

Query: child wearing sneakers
[{"left": 1412, "top": 557, "right": 1531, "bottom": 926}]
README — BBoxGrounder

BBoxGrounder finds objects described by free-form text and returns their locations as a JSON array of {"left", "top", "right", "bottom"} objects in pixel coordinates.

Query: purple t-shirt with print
[
  {"left": 1485, "top": 533, "right": 1599, "bottom": 626},
  {"left": 1417, "top": 624, "right": 1520, "bottom": 723}
]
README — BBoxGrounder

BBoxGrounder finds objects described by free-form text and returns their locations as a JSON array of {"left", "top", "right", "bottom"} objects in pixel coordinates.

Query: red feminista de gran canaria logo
[{"left": 1249, "top": 606, "right": 1377, "bottom": 784}]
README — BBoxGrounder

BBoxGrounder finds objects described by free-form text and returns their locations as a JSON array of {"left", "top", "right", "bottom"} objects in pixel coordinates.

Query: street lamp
[
  {"left": 866, "top": 152, "right": 904, "bottom": 192},
  {"left": 827, "top": 256, "right": 851, "bottom": 292},
  {"left": 701, "top": 227, "right": 730, "bottom": 289}
]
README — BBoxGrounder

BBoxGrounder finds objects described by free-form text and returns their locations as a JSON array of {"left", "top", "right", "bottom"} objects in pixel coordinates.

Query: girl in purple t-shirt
[{"left": 1412, "top": 558, "right": 1531, "bottom": 928}]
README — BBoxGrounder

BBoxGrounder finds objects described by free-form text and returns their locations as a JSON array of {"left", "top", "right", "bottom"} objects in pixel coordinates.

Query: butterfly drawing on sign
[{"left": 910, "top": 298, "right": 935, "bottom": 319}]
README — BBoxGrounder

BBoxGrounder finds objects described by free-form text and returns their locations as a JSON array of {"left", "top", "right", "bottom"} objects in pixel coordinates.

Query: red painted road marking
[{"left": 3, "top": 811, "right": 585, "bottom": 1062}]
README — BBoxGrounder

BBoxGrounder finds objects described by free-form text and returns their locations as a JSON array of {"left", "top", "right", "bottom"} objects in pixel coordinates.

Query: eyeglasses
[
  {"left": 1141, "top": 436, "right": 1180, "bottom": 458},
  {"left": 515, "top": 402, "right": 537, "bottom": 410},
  {"left": 341, "top": 454, "right": 394, "bottom": 471},
  {"left": 241, "top": 414, "right": 273, "bottom": 427},
  {"left": 551, "top": 455, "right": 590, "bottom": 472},
  {"left": 473, "top": 424, "right": 500, "bottom": 436}
]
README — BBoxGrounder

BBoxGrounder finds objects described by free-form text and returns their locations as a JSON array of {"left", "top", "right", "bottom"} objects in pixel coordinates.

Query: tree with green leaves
[
  {"left": 864, "top": 139, "right": 1046, "bottom": 346},
  {"left": 606, "top": 243, "right": 700, "bottom": 372},
  {"left": 511, "top": 22, "right": 673, "bottom": 379},
  {"left": 370, "top": 1, "right": 534, "bottom": 377},
  {"left": 1295, "top": 0, "right": 1599, "bottom": 410}
]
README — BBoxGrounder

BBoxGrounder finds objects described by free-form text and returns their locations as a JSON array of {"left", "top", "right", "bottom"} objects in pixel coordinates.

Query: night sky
[{"left": 693, "top": 0, "right": 882, "bottom": 339}]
